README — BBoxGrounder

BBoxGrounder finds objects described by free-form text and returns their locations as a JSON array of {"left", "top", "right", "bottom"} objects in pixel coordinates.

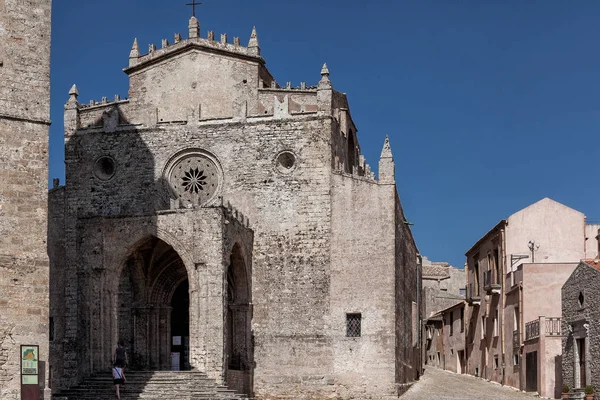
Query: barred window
[{"left": 346, "top": 313, "right": 361, "bottom": 337}]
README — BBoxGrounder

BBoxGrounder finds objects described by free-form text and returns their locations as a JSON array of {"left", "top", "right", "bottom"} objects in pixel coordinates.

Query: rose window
[
  {"left": 182, "top": 167, "right": 207, "bottom": 193},
  {"left": 166, "top": 150, "right": 222, "bottom": 208}
]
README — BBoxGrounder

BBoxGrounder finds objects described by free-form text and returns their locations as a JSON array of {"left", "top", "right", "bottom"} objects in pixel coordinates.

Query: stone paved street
[{"left": 401, "top": 368, "right": 538, "bottom": 400}]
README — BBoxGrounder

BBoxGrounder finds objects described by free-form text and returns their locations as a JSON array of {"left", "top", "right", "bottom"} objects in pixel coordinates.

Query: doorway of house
[
  {"left": 577, "top": 338, "right": 586, "bottom": 387},
  {"left": 458, "top": 350, "right": 465, "bottom": 374},
  {"left": 525, "top": 351, "right": 538, "bottom": 392}
]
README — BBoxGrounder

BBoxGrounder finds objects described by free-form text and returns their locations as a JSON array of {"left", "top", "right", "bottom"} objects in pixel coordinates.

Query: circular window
[
  {"left": 275, "top": 151, "right": 296, "bottom": 174},
  {"left": 94, "top": 156, "right": 116, "bottom": 180},
  {"left": 164, "top": 149, "right": 223, "bottom": 208}
]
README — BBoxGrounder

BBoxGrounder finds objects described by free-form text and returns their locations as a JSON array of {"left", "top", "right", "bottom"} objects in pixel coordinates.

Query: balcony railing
[
  {"left": 466, "top": 283, "right": 481, "bottom": 304},
  {"left": 525, "top": 320, "right": 540, "bottom": 341},
  {"left": 525, "top": 317, "right": 561, "bottom": 341},
  {"left": 545, "top": 317, "right": 561, "bottom": 336},
  {"left": 484, "top": 270, "right": 501, "bottom": 294}
]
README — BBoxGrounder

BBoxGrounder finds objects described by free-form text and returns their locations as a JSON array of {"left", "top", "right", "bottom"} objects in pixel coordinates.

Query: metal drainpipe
[
  {"left": 518, "top": 281, "right": 524, "bottom": 391},
  {"left": 500, "top": 228, "right": 506, "bottom": 386}
]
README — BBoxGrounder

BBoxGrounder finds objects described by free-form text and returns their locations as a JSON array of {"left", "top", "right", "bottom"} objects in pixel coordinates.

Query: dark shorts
[
  {"left": 114, "top": 359, "right": 125, "bottom": 368},
  {"left": 114, "top": 378, "right": 124, "bottom": 385}
]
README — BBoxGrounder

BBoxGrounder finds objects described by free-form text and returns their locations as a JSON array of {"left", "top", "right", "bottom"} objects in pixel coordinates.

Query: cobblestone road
[{"left": 401, "top": 367, "right": 538, "bottom": 400}]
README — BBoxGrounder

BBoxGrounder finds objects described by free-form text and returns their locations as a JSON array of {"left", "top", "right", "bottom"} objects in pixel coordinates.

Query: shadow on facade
[{"left": 50, "top": 99, "right": 254, "bottom": 398}]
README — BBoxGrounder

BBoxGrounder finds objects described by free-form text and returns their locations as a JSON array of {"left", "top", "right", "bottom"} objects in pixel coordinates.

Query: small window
[
  {"left": 459, "top": 288, "right": 466, "bottom": 297},
  {"left": 481, "top": 316, "right": 485, "bottom": 339},
  {"left": 494, "top": 355, "right": 499, "bottom": 369},
  {"left": 513, "top": 354, "right": 519, "bottom": 366},
  {"left": 346, "top": 313, "right": 361, "bottom": 337},
  {"left": 49, "top": 317, "right": 54, "bottom": 342},
  {"left": 493, "top": 309, "right": 499, "bottom": 337},
  {"left": 579, "top": 291, "right": 585, "bottom": 308}
]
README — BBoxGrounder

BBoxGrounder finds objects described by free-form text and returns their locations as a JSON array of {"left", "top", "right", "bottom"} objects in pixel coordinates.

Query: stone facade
[
  {"left": 422, "top": 256, "right": 465, "bottom": 318},
  {"left": 48, "top": 15, "right": 421, "bottom": 399},
  {"left": 0, "top": 1, "right": 52, "bottom": 399},
  {"left": 425, "top": 301, "right": 466, "bottom": 374},
  {"left": 562, "top": 261, "right": 600, "bottom": 399},
  {"left": 464, "top": 198, "right": 593, "bottom": 398}
]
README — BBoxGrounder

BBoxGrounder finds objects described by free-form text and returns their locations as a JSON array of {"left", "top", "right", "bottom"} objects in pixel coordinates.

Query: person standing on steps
[
  {"left": 112, "top": 363, "right": 126, "bottom": 400},
  {"left": 114, "top": 339, "right": 128, "bottom": 369},
  {"left": 113, "top": 339, "right": 128, "bottom": 399}
]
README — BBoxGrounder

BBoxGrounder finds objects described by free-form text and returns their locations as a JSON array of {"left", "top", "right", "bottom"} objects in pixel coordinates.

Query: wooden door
[{"left": 525, "top": 351, "right": 538, "bottom": 392}]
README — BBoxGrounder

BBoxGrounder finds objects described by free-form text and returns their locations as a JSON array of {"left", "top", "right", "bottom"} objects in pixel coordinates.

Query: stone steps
[{"left": 52, "top": 371, "right": 248, "bottom": 400}]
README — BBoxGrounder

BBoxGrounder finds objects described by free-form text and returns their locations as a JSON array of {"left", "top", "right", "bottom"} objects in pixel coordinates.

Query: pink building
[{"left": 464, "top": 198, "right": 595, "bottom": 398}]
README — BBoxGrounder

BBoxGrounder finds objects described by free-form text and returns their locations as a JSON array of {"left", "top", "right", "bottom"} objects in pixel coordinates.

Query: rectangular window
[
  {"left": 494, "top": 355, "right": 499, "bottom": 369},
  {"left": 474, "top": 260, "right": 480, "bottom": 295},
  {"left": 460, "top": 307, "right": 465, "bottom": 333},
  {"left": 49, "top": 317, "right": 54, "bottom": 342},
  {"left": 481, "top": 316, "right": 485, "bottom": 339},
  {"left": 450, "top": 311, "right": 454, "bottom": 336},
  {"left": 494, "top": 309, "right": 499, "bottom": 337},
  {"left": 459, "top": 288, "right": 466, "bottom": 297},
  {"left": 494, "top": 248, "right": 500, "bottom": 278},
  {"left": 513, "top": 354, "right": 519, "bottom": 366},
  {"left": 514, "top": 307, "right": 520, "bottom": 333},
  {"left": 346, "top": 313, "right": 361, "bottom": 337}
]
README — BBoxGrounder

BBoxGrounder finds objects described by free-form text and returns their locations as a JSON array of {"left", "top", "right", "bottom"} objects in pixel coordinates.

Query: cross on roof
[{"left": 185, "top": 0, "right": 202, "bottom": 17}]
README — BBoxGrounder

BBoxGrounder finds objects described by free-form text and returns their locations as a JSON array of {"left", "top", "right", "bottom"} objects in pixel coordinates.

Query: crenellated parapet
[
  {"left": 224, "top": 201, "right": 251, "bottom": 229},
  {"left": 126, "top": 17, "right": 264, "bottom": 73}
]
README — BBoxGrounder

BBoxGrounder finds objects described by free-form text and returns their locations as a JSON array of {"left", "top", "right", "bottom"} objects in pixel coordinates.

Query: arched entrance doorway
[
  {"left": 117, "top": 236, "right": 189, "bottom": 370},
  {"left": 225, "top": 243, "right": 253, "bottom": 395}
]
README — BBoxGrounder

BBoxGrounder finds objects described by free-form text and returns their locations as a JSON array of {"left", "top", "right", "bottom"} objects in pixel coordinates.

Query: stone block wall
[
  {"left": 330, "top": 173, "right": 397, "bottom": 398},
  {"left": 0, "top": 0, "right": 51, "bottom": 398},
  {"left": 394, "top": 191, "right": 421, "bottom": 391},
  {"left": 562, "top": 262, "right": 600, "bottom": 395}
]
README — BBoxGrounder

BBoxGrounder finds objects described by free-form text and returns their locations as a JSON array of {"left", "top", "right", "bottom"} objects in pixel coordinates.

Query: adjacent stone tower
[{"left": 0, "top": 1, "right": 52, "bottom": 399}]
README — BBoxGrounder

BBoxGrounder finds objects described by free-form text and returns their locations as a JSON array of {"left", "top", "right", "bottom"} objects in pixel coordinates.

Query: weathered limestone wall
[
  {"left": 53, "top": 113, "right": 338, "bottom": 397},
  {"left": 330, "top": 173, "right": 396, "bottom": 398},
  {"left": 128, "top": 51, "right": 261, "bottom": 122},
  {"left": 394, "top": 191, "right": 421, "bottom": 391},
  {"left": 0, "top": 0, "right": 51, "bottom": 398},
  {"left": 422, "top": 258, "right": 465, "bottom": 318},
  {"left": 48, "top": 187, "right": 66, "bottom": 389}
]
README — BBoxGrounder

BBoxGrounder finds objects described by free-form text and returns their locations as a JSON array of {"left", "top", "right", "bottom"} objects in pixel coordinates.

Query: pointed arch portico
[{"left": 79, "top": 208, "right": 253, "bottom": 388}]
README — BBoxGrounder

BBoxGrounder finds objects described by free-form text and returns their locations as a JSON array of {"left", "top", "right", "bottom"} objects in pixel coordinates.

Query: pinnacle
[
  {"left": 248, "top": 26, "right": 259, "bottom": 48},
  {"left": 380, "top": 135, "right": 393, "bottom": 159},
  {"left": 321, "top": 63, "right": 330, "bottom": 77},
  {"left": 129, "top": 38, "right": 140, "bottom": 58},
  {"left": 68, "top": 84, "right": 78, "bottom": 97}
]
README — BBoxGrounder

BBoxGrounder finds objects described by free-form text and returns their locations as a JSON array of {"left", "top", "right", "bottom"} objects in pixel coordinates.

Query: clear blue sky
[{"left": 50, "top": 1, "right": 600, "bottom": 269}]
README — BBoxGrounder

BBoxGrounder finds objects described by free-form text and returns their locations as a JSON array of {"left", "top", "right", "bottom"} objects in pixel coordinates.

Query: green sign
[
  {"left": 21, "top": 346, "right": 38, "bottom": 376},
  {"left": 21, "top": 375, "right": 38, "bottom": 385}
]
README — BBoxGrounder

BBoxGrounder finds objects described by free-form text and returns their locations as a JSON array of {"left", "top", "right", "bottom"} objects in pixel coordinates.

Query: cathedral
[{"left": 3, "top": 5, "right": 422, "bottom": 399}]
